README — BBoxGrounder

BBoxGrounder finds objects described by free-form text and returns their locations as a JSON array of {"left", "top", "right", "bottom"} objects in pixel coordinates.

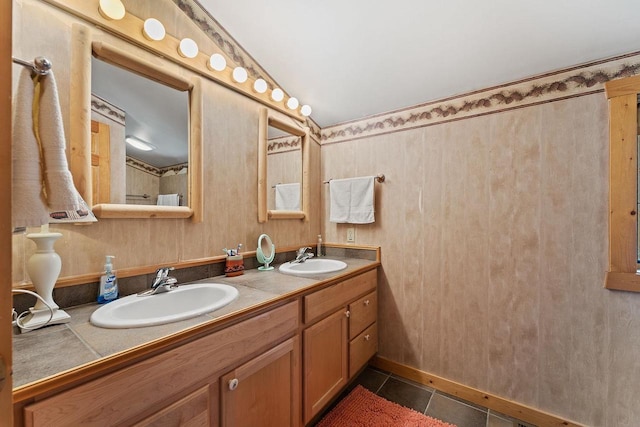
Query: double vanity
[{"left": 13, "top": 247, "right": 380, "bottom": 426}]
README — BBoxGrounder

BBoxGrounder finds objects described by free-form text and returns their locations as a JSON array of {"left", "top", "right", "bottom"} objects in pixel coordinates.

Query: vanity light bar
[{"left": 88, "top": 0, "right": 311, "bottom": 118}]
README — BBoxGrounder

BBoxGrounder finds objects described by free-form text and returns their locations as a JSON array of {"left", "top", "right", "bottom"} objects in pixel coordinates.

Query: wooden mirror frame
[
  {"left": 258, "top": 108, "right": 309, "bottom": 222},
  {"left": 70, "top": 27, "right": 203, "bottom": 222},
  {"left": 604, "top": 74, "right": 640, "bottom": 291}
]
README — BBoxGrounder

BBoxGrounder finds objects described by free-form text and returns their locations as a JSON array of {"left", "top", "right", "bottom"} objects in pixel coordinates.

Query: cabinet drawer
[
  {"left": 133, "top": 385, "right": 213, "bottom": 427},
  {"left": 349, "top": 323, "right": 377, "bottom": 377},
  {"left": 304, "top": 269, "right": 376, "bottom": 324},
  {"left": 348, "top": 291, "right": 377, "bottom": 339}
]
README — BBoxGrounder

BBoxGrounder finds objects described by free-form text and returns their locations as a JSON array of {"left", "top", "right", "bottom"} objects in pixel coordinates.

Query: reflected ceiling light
[
  {"left": 125, "top": 135, "right": 155, "bottom": 151},
  {"left": 208, "top": 53, "right": 226, "bottom": 71},
  {"left": 178, "top": 38, "right": 198, "bottom": 58},
  {"left": 253, "top": 78, "right": 268, "bottom": 94},
  {"left": 271, "top": 88, "right": 284, "bottom": 102},
  {"left": 98, "top": 0, "right": 125, "bottom": 20},
  {"left": 143, "top": 18, "right": 165, "bottom": 41},
  {"left": 232, "top": 67, "right": 248, "bottom": 83},
  {"left": 286, "top": 97, "right": 299, "bottom": 110},
  {"left": 300, "top": 105, "right": 312, "bottom": 117}
]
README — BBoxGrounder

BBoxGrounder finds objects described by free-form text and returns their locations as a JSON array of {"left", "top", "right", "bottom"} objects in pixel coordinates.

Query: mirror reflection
[
  {"left": 267, "top": 126, "right": 302, "bottom": 211},
  {"left": 90, "top": 57, "right": 189, "bottom": 206}
]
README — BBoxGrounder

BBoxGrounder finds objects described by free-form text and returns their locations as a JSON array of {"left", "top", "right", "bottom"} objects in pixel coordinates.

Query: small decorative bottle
[{"left": 317, "top": 234, "right": 323, "bottom": 257}]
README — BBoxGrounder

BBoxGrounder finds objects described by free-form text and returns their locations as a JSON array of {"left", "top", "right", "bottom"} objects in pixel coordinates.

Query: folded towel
[
  {"left": 12, "top": 69, "right": 50, "bottom": 228},
  {"left": 275, "top": 183, "right": 300, "bottom": 211},
  {"left": 37, "top": 70, "right": 81, "bottom": 212},
  {"left": 329, "top": 176, "right": 375, "bottom": 224},
  {"left": 157, "top": 193, "right": 180, "bottom": 206}
]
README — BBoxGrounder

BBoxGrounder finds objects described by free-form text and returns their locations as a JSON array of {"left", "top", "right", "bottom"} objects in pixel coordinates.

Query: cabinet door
[
  {"left": 133, "top": 385, "right": 216, "bottom": 427},
  {"left": 303, "top": 308, "right": 348, "bottom": 424},
  {"left": 220, "top": 337, "right": 300, "bottom": 427}
]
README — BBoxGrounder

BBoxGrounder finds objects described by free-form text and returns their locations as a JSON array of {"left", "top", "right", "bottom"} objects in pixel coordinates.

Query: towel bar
[
  {"left": 323, "top": 174, "right": 385, "bottom": 184},
  {"left": 12, "top": 56, "right": 52, "bottom": 76}
]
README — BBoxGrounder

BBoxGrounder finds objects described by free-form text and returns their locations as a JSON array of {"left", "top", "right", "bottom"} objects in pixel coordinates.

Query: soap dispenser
[{"left": 97, "top": 255, "right": 119, "bottom": 304}]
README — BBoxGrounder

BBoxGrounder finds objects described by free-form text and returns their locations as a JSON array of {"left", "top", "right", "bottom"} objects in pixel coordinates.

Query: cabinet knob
[
  {"left": 364, "top": 300, "right": 370, "bottom": 306},
  {"left": 345, "top": 310, "right": 350, "bottom": 318},
  {"left": 365, "top": 334, "right": 371, "bottom": 341},
  {"left": 228, "top": 378, "right": 239, "bottom": 391}
]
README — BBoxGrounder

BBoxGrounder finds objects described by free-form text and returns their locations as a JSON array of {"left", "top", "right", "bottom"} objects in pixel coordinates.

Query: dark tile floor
[{"left": 317, "top": 366, "right": 535, "bottom": 427}]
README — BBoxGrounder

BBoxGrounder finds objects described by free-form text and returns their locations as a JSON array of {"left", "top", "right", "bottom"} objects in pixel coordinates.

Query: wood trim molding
[
  {"left": 604, "top": 75, "right": 640, "bottom": 291},
  {"left": 370, "top": 356, "right": 582, "bottom": 427}
]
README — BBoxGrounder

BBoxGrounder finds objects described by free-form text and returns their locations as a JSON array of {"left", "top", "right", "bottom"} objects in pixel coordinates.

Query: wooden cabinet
[
  {"left": 23, "top": 302, "right": 298, "bottom": 427},
  {"left": 221, "top": 337, "right": 300, "bottom": 427},
  {"left": 302, "top": 271, "right": 378, "bottom": 424},
  {"left": 303, "top": 309, "right": 348, "bottom": 423}
]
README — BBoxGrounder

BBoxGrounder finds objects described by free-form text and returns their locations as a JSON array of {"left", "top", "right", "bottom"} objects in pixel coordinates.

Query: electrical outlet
[{"left": 346, "top": 228, "right": 355, "bottom": 243}]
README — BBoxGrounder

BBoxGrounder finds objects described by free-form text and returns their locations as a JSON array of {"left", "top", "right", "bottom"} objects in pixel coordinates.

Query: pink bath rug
[{"left": 315, "top": 385, "right": 457, "bottom": 427}]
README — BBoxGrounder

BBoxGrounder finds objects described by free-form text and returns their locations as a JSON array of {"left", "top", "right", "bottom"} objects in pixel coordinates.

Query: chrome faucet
[
  {"left": 293, "top": 247, "right": 314, "bottom": 263},
  {"left": 138, "top": 267, "right": 178, "bottom": 296}
]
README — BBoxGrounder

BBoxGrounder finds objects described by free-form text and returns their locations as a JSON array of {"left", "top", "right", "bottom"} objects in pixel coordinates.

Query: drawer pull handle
[
  {"left": 228, "top": 378, "right": 239, "bottom": 391},
  {"left": 365, "top": 334, "right": 371, "bottom": 341},
  {"left": 364, "top": 300, "right": 370, "bottom": 306},
  {"left": 345, "top": 310, "right": 350, "bottom": 318}
]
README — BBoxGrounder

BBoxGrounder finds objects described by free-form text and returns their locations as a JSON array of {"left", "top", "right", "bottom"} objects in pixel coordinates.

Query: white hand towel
[
  {"left": 157, "top": 194, "right": 180, "bottom": 206},
  {"left": 329, "top": 178, "right": 351, "bottom": 223},
  {"left": 275, "top": 183, "right": 301, "bottom": 211},
  {"left": 37, "top": 70, "right": 81, "bottom": 212},
  {"left": 329, "top": 176, "right": 375, "bottom": 224},
  {"left": 347, "top": 176, "right": 375, "bottom": 224},
  {"left": 12, "top": 69, "right": 50, "bottom": 228}
]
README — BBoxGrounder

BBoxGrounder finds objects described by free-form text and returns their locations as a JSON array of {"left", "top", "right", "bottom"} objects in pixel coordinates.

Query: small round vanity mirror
[{"left": 256, "top": 234, "right": 275, "bottom": 271}]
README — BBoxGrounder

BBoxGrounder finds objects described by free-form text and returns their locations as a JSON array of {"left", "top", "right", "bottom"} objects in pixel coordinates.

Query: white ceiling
[{"left": 200, "top": 0, "right": 640, "bottom": 128}]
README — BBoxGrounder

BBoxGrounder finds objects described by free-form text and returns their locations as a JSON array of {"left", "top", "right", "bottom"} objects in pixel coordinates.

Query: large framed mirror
[
  {"left": 604, "top": 74, "right": 640, "bottom": 292},
  {"left": 70, "top": 30, "right": 202, "bottom": 221},
  {"left": 258, "top": 108, "right": 309, "bottom": 222}
]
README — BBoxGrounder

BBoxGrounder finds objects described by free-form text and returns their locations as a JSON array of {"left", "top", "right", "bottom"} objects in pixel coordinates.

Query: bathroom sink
[
  {"left": 279, "top": 258, "right": 347, "bottom": 276},
  {"left": 90, "top": 283, "right": 238, "bottom": 328}
]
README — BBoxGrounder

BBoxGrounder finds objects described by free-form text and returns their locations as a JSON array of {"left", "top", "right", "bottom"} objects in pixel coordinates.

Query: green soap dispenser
[{"left": 97, "top": 255, "right": 119, "bottom": 304}]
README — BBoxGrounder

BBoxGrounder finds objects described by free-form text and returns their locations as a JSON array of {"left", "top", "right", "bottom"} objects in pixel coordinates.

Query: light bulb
[
  {"left": 208, "top": 53, "right": 226, "bottom": 71},
  {"left": 98, "top": 0, "right": 125, "bottom": 20},
  {"left": 232, "top": 67, "right": 248, "bottom": 83},
  {"left": 286, "top": 97, "right": 299, "bottom": 110},
  {"left": 300, "top": 105, "right": 312, "bottom": 117},
  {"left": 143, "top": 18, "right": 165, "bottom": 41},
  {"left": 253, "top": 78, "right": 267, "bottom": 94},
  {"left": 178, "top": 38, "right": 198, "bottom": 59},
  {"left": 271, "top": 88, "right": 284, "bottom": 102}
]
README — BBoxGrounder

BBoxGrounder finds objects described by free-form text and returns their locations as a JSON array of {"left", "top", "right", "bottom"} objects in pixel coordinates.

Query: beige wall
[
  {"left": 321, "top": 83, "right": 640, "bottom": 424},
  {"left": 11, "top": 0, "right": 321, "bottom": 284}
]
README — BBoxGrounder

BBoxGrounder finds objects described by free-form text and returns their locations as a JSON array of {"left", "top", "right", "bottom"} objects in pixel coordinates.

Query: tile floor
[{"left": 315, "top": 366, "right": 535, "bottom": 427}]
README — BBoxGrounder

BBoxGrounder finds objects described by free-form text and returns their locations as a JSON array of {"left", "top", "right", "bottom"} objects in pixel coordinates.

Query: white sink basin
[
  {"left": 279, "top": 258, "right": 347, "bottom": 276},
  {"left": 90, "top": 283, "right": 238, "bottom": 328}
]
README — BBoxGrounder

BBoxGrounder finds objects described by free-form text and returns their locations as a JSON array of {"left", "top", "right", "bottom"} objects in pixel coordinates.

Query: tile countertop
[{"left": 13, "top": 256, "right": 378, "bottom": 389}]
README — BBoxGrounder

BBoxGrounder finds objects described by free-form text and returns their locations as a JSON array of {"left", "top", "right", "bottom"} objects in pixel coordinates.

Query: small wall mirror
[
  {"left": 71, "top": 38, "right": 202, "bottom": 221},
  {"left": 258, "top": 108, "right": 309, "bottom": 222}
]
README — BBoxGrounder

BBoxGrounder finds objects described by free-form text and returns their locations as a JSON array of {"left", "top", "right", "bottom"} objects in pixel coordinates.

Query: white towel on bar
[
  {"left": 275, "top": 183, "right": 300, "bottom": 211},
  {"left": 329, "top": 176, "right": 375, "bottom": 224},
  {"left": 12, "top": 69, "right": 50, "bottom": 228},
  {"left": 157, "top": 193, "right": 180, "bottom": 206},
  {"left": 38, "top": 70, "right": 81, "bottom": 212}
]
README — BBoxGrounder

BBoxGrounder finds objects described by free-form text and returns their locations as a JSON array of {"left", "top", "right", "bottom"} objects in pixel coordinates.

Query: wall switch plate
[{"left": 346, "top": 228, "right": 355, "bottom": 243}]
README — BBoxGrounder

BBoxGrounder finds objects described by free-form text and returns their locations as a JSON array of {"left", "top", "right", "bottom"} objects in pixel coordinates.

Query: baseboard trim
[{"left": 370, "top": 356, "right": 582, "bottom": 427}]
